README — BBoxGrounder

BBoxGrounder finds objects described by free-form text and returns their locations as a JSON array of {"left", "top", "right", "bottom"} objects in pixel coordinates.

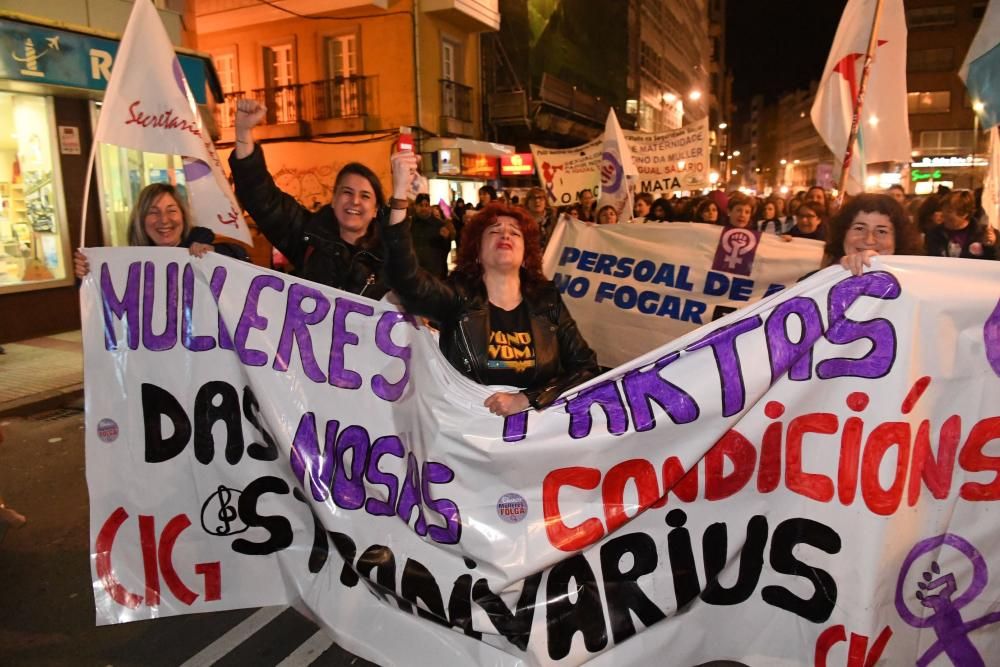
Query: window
[
  {"left": 907, "top": 47, "right": 953, "bottom": 72},
  {"left": 263, "top": 42, "right": 298, "bottom": 123},
  {"left": 918, "top": 130, "right": 974, "bottom": 153},
  {"left": 442, "top": 40, "right": 457, "bottom": 82},
  {"left": 908, "top": 91, "right": 951, "bottom": 114},
  {"left": 213, "top": 50, "right": 239, "bottom": 129},
  {"left": 324, "top": 34, "right": 360, "bottom": 117},
  {"left": 0, "top": 92, "right": 69, "bottom": 291},
  {"left": 906, "top": 5, "right": 956, "bottom": 29},
  {"left": 441, "top": 38, "right": 462, "bottom": 118},
  {"left": 972, "top": 2, "right": 987, "bottom": 19},
  {"left": 214, "top": 52, "right": 239, "bottom": 93}
]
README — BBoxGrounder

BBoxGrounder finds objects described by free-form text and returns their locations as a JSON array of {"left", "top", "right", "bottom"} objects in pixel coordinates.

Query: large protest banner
[
  {"left": 543, "top": 218, "right": 825, "bottom": 367},
  {"left": 531, "top": 120, "right": 710, "bottom": 206},
  {"left": 84, "top": 248, "right": 1000, "bottom": 666}
]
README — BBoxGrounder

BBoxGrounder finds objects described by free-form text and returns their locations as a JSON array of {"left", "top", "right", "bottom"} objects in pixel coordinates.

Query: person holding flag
[
  {"left": 228, "top": 99, "right": 390, "bottom": 299},
  {"left": 72, "top": 183, "right": 248, "bottom": 278},
  {"left": 811, "top": 0, "right": 910, "bottom": 197}
]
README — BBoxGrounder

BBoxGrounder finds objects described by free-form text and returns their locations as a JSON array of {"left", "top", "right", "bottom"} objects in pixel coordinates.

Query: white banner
[
  {"left": 83, "top": 248, "right": 1000, "bottom": 666},
  {"left": 531, "top": 121, "right": 710, "bottom": 206},
  {"left": 543, "top": 218, "right": 825, "bottom": 367}
]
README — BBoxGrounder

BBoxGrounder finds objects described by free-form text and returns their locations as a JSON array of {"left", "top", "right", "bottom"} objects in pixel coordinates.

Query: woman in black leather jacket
[
  {"left": 228, "top": 99, "right": 388, "bottom": 299},
  {"left": 382, "top": 151, "right": 599, "bottom": 416}
]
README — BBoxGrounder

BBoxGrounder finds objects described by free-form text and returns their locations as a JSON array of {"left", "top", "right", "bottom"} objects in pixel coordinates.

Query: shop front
[
  {"left": 907, "top": 155, "right": 987, "bottom": 195},
  {"left": 421, "top": 137, "right": 514, "bottom": 210},
  {"left": 0, "top": 12, "right": 219, "bottom": 342}
]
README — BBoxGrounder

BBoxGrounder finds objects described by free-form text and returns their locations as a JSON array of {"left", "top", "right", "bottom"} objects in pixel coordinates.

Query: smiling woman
[
  {"left": 380, "top": 150, "right": 599, "bottom": 416},
  {"left": 73, "top": 183, "right": 248, "bottom": 278},
  {"left": 228, "top": 98, "right": 389, "bottom": 299}
]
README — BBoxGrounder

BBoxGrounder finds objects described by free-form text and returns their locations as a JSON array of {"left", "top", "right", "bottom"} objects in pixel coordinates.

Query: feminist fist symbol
[{"left": 895, "top": 534, "right": 1000, "bottom": 667}]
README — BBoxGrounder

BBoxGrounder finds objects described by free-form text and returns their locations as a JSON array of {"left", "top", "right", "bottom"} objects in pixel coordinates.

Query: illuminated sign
[
  {"left": 911, "top": 169, "right": 943, "bottom": 182},
  {"left": 437, "top": 149, "right": 460, "bottom": 175},
  {"left": 461, "top": 153, "right": 498, "bottom": 179},
  {"left": 500, "top": 153, "right": 534, "bottom": 176},
  {"left": 910, "top": 156, "right": 988, "bottom": 168}
]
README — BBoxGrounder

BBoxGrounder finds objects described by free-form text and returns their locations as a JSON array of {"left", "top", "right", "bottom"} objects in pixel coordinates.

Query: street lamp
[
  {"left": 972, "top": 100, "right": 986, "bottom": 188},
  {"left": 718, "top": 122, "right": 728, "bottom": 129},
  {"left": 689, "top": 89, "right": 702, "bottom": 101}
]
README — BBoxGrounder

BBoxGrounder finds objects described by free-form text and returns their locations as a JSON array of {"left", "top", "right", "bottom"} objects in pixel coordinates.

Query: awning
[{"left": 422, "top": 137, "right": 515, "bottom": 158}]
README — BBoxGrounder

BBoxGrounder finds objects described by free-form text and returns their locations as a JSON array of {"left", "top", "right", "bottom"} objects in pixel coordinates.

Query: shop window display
[{"left": 0, "top": 92, "right": 69, "bottom": 290}]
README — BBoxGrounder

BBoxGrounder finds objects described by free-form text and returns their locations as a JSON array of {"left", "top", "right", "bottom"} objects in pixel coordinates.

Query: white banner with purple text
[{"left": 83, "top": 247, "right": 1000, "bottom": 667}]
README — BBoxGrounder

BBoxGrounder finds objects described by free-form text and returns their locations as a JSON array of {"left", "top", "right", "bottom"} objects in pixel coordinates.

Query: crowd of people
[{"left": 69, "top": 97, "right": 997, "bottom": 419}]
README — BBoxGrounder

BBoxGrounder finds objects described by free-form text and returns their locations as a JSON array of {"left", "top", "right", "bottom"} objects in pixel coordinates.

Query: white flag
[
  {"left": 810, "top": 0, "right": 910, "bottom": 194},
  {"left": 984, "top": 125, "right": 1000, "bottom": 230},
  {"left": 94, "top": 0, "right": 250, "bottom": 244},
  {"left": 597, "top": 109, "right": 638, "bottom": 221}
]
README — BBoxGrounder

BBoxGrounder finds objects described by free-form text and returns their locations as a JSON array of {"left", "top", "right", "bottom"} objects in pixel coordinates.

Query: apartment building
[{"left": 194, "top": 0, "right": 501, "bottom": 207}]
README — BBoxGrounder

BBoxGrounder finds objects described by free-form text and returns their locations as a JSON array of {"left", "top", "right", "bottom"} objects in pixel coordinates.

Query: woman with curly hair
[
  {"left": 823, "top": 193, "right": 923, "bottom": 275},
  {"left": 381, "top": 151, "right": 599, "bottom": 416}
]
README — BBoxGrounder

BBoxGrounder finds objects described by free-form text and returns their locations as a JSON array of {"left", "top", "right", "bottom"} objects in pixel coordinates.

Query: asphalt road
[{"left": 0, "top": 401, "right": 377, "bottom": 667}]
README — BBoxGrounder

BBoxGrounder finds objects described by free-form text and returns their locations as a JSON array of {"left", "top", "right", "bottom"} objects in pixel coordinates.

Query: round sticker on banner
[
  {"left": 96, "top": 418, "right": 119, "bottom": 443},
  {"left": 496, "top": 493, "right": 528, "bottom": 523},
  {"left": 601, "top": 148, "right": 624, "bottom": 193}
]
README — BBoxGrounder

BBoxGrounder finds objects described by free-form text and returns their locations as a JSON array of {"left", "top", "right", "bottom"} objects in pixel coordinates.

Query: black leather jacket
[
  {"left": 382, "top": 218, "right": 599, "bottom": 409},
  {"left": 229, "top": 145, "right": 388, "bottom": 299}
]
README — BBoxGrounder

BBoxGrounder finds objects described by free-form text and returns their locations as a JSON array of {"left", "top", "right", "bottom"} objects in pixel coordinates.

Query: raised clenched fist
[{"left": 235, "top": 99, "right": 267, "bottom": 132}]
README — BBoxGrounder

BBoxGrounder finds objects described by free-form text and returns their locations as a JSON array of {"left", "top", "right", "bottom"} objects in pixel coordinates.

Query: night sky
[{"left": 726, "top": 0, "right": 848, "bottom": 108}]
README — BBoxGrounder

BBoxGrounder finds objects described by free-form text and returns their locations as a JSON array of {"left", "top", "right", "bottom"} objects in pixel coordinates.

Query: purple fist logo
[{"left": 986, "top": 297, "right": 1000, "bottom": 377}]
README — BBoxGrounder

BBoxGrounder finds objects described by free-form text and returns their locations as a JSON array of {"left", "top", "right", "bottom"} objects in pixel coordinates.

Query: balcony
[
  {"left": 213, "top": 77, "right": 376, "bottom": 143},
  {"left": 196, "top": 0, "right": 390, "bottom": 33},
  {"left": 310, "top": 76, "right": 376, "bottom": 135},
  {"left": 440, "top": 79, "right": 473, "bottom": 137},
  {"left": 422, "top": 0, "right": 500, "bottom": 32}
]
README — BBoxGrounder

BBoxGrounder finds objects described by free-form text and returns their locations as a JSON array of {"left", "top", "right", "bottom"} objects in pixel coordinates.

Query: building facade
[
  {"left": 195, "top": 0, "right": 501, "bottom": 210},
  {"left": 739, "top": 0, "right": 989, "bottom": 196},
  {"left": 0, "top": 1, "right": 219, "bottom": 342}
]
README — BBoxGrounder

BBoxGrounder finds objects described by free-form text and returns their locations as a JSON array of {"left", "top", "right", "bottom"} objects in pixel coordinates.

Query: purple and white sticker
[
  {"left": 96, "top": 418, "right": 119, "bottom": 443},
  {"left": 496, "top": 493, "right": 528, "bottom": 523}
]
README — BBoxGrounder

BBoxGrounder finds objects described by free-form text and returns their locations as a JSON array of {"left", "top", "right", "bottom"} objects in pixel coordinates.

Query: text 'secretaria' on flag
[
  {"left": 93, "top": 0, "right": 251, "bottom": 244},
  {"left": 810, "top": 0, "right": 911, "bottom": 194}
]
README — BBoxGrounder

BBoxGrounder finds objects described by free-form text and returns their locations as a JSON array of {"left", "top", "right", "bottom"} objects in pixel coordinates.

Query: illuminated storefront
[{"left": 0, "top": 13, "right": 219, "bottom": 340}]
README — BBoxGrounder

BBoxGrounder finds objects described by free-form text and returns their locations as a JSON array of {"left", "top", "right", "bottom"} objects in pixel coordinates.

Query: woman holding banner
[
  {"left": 824, "top": 193, "right": 923, "bottom": 275},
  {"left": 228, "top": 99, "right": 389, "bottom": 299},
  {"left": 72, "top": 183, "right": 247, "bottom": 278},
  {"left": 381, "top": 150, "right": 599, "bottom": 416}
]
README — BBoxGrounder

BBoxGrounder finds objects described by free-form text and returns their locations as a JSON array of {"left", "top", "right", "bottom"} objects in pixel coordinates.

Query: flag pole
[
  {"left": 77, "top": 137, "right": 101, "bottom": 250},
  {"left": 835, "top": 0, "right": 886, "bottom": 207}
]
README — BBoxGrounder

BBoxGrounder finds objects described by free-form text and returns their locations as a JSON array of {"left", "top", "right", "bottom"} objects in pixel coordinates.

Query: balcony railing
[
  {"left": 249, "top": 84, "right": 306, "bottom": 125},
  {"left": 440, "top": 79, "right": 472, "bottom": 122},
  {"left": 216, "top": 91, "right": 242, "bottom": 129},
  {"left": 311, "top": 76, "right": 368, "bottom": 120},
  {"left": 214, "top": 78, "right": 374, "bottom": 132}
]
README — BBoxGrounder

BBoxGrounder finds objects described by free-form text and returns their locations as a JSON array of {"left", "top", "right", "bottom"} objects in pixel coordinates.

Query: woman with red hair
[{"left": 382, "top": 152, "right": 599, "bottom": 416}]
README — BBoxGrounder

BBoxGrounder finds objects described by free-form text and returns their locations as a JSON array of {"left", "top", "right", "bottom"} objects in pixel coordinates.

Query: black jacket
[
  {"left": 229, "top": 145, "right": 388, "bottom": 299},
  {"left": 924, "top": 223, "right": 997, "bottom": 260},
  {"left": 183, "top": 226, "right": 249, "bottom": 260},
  {"left": 382, "top": 218, "right": 599, "bottom": 409}
]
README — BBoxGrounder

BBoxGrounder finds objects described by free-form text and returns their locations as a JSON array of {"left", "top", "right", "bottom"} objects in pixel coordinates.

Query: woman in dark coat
[
  {"left": 381, "top": 151, "right": 600, "bottom": 416},
  {"left": 228, "top": 98, "right": 389, "bottom": 299}
]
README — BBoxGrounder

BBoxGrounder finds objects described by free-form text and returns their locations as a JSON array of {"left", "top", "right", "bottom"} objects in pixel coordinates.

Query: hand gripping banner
[{"left": 82, "top": 248, "right": 1000, "bottom": 666}]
